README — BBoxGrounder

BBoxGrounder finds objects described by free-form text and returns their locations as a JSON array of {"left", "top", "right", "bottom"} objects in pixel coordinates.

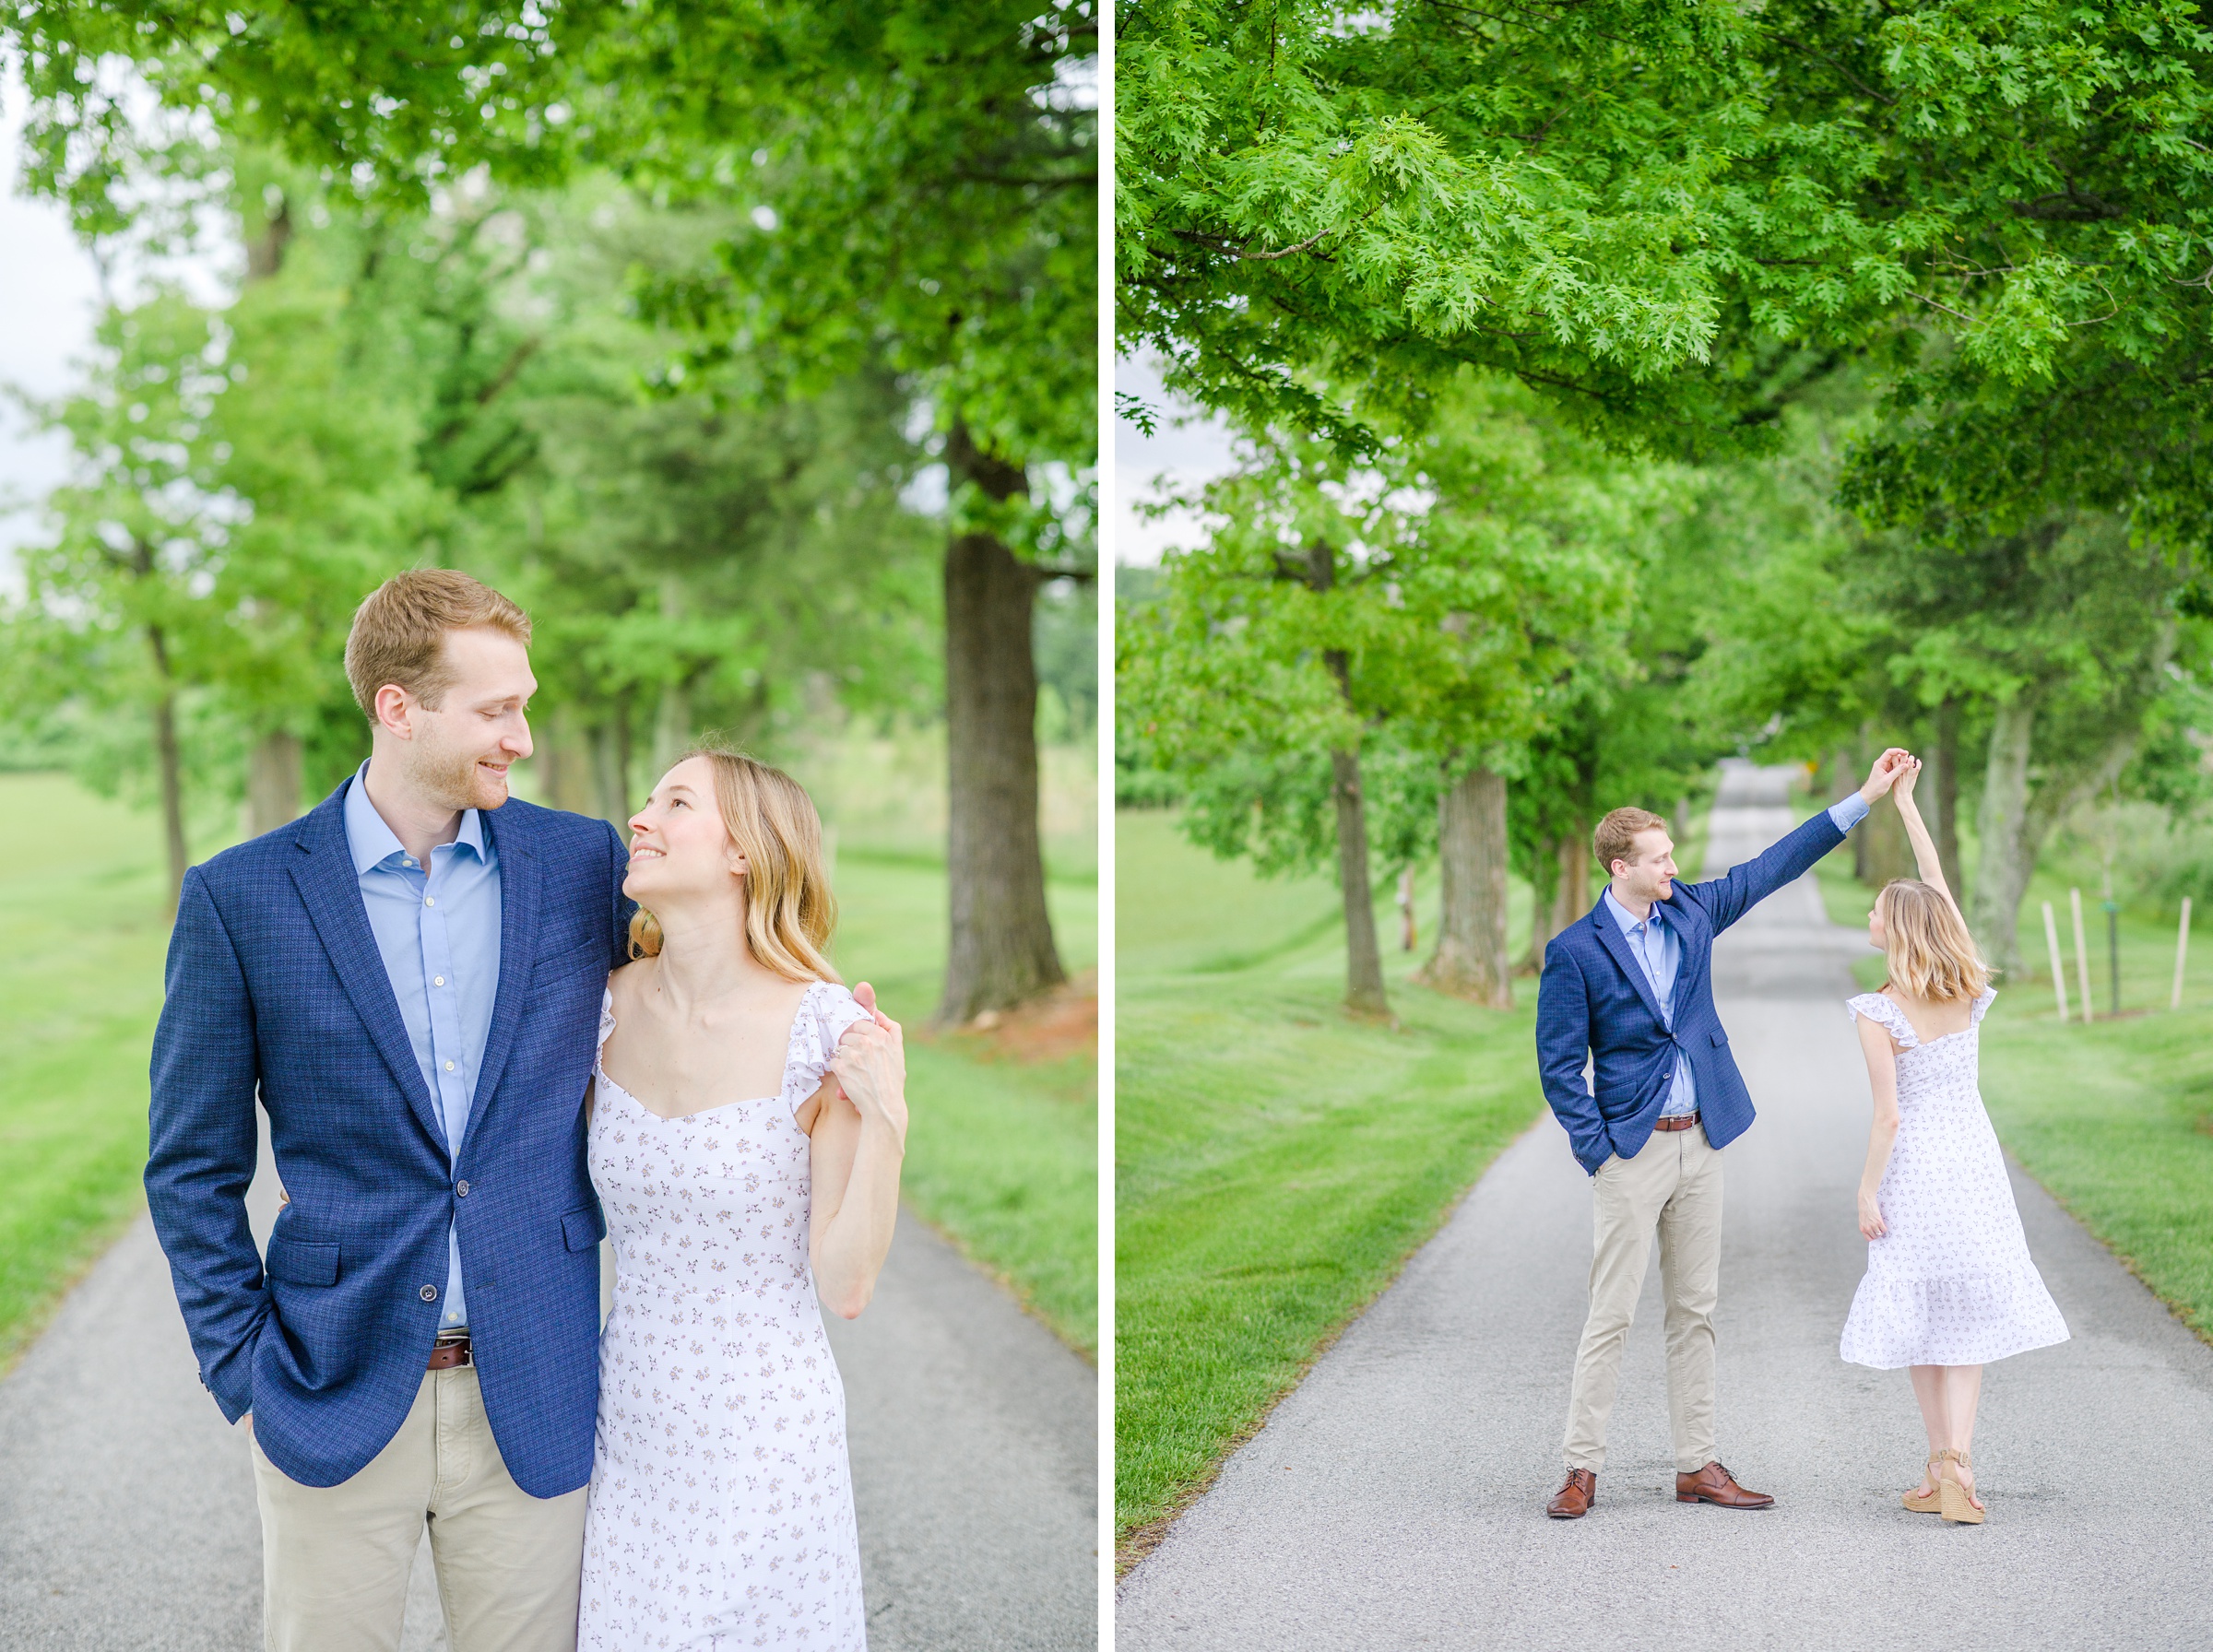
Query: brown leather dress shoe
[
  {"left": 1547, "top": 1468, "right": 1596, "bottom": 1518},
  {"left": 1675, "top": 1460, "right": 1774, "bottom": 1508}
]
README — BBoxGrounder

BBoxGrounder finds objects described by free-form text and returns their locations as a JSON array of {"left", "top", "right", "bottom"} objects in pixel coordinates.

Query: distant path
[
  {"left": 0, "top": 1124, "right": 1095, "bottom": 1651},
  {"left": 1117, "top": 761, "right": 2213, "bottom": 1650}
]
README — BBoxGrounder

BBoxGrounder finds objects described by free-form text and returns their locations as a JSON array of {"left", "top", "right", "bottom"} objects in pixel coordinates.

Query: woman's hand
[
  {"left": 828, "top": 992, "right": 908, "bottom": 1143},
  {"left": 1857, "top": 1186, "right": 1888, "bottom": 1241},
  {"left": 1859, "top": 748, "right": 1912, "bottom": 804},
  {"left": 1894, "top": 754, "right": 1923, "bottom": 811}
]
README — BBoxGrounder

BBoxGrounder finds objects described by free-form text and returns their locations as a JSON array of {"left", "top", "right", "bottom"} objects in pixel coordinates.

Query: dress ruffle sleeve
[
  {"left": 1846, "top": 992, "right": 1919, "bottom": 1047},
  {"left": 781, "top": 980, "right": 870, "bottom": 1116}
]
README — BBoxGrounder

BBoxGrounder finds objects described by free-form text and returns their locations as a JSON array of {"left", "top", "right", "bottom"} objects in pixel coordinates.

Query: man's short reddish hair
[
  {"left": 344, "top": 570, "right": 531, "bottom": 718},
  {"left": 1593, "top": 807, "right": 1668, "bottom": 873}
]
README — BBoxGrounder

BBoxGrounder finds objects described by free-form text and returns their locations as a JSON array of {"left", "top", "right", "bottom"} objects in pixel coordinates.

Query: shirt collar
[
  {"left": 342, "top": 761, "right": 486, "bottom": 876},
  {"left": 1603, "top": 887, "right": 1663, "bottom": 937}
]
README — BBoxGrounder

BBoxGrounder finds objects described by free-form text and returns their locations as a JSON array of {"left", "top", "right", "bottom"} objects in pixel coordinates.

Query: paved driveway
[{"left": 1117, "top": 763, "right": 2213, "bottom": 1650}]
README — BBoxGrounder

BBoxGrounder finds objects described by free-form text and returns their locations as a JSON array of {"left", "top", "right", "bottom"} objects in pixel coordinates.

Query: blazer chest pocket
[
  {"left": 561, "top": 1206, "right": 605, "bottom": 1253},
  {"left": 533, "top": 939, "right": 607, "bottom": 979},
  {"left": 1709, "top": 1029, "right": 1729, "bottom": 1047},
  {"left": 266, "top": 1235, "right": 339, "bottom": 1287}
]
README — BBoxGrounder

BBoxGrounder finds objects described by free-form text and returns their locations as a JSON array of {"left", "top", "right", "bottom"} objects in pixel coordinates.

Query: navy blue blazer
[
  {"left": 1534, "top": 808, "right": 1845, "bottom": 1175},
  {"left": 146, "top": 779, "right": 632, "bottom": 1497}
]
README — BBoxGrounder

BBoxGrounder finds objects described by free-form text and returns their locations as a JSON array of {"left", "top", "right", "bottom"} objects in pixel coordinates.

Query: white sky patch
[
  {"left": 0, "top": 65, "right": 233, "bottom": 596},
  {"left": 1114, "top": 350, "right": 1239, "bottom": 568}
]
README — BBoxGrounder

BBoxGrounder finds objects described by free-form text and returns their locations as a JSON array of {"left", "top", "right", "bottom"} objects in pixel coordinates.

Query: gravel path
[
  {"left": 1117, "top": 762, "right": 2213, "bottom": 1651},
  {"left": 0, "top": 1126, "right": 1095, "bottom": 1650}
]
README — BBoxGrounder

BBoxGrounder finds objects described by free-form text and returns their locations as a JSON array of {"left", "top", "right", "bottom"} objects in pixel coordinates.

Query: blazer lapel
[
  {"left": 1588, "top": 900, "right": 1670, "bottom": 1028},
  {"left": 1665, "top": 892, "right": 1710, "bottom": 991},
  {"left": 460, "top": 807, "right": 538, "bottom": 1162},
  {"left": 287, "top": 788, "right": 447, "bottom": 1150}
]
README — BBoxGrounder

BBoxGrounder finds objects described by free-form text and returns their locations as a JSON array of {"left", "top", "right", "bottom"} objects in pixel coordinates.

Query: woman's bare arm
[
  {"left": 1891, "top": 759, "right": 1953, "bottom": 905},
  {"left": 803, "top": 988, "right": 907, "bottom": 1320},
  {"left": 1854, "top": 1012, "right": 1902, "bottom": 1239}
]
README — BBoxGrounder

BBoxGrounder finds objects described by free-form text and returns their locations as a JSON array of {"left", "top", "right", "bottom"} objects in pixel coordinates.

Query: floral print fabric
[
  {"left": 1840, "top": 989, "right": 2070, "bottom": 1370},
  {"left": 579, "top": 979, "right": 872, "bottom": 1649}
]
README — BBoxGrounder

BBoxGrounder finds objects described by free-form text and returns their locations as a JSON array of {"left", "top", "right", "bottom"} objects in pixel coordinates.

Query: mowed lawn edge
[{"left": 1115, "top": 809, "right": 1545, "bottom": 1561}]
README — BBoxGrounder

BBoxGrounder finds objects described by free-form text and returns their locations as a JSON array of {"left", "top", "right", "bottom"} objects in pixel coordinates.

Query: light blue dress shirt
[
  {"left": 1604, "top": 792, "right": 1870, "bottom": 1119},
  {"left": 342, "top": 764, "right": 503, "bottom": 1329}
]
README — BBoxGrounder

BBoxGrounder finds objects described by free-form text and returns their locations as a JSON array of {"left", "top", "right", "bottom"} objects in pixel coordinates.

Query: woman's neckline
[{"left": 599, "top": 978, "right": 821, "bottom": 1122}]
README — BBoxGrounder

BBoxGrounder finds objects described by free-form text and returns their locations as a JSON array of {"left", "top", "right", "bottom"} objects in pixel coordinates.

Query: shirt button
[
  {"left": 420, "top": 1284, "right": 438, "bottom": 1302},
  {"left": 425, "top": 896, "right": 436, "bottom": 907},
  {"left": 444, "top": 1060, "right": 456, "bottom": 1072},
  {"left": 456, "top": 1180, "right": 470, "bottom": 1197},
  {"left": 433, "top": 976, "right": 445, "bottom": 986}
]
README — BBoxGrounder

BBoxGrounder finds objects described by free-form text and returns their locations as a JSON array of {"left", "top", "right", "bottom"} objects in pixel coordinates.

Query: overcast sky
[
  {"left": 0, "top": 70, "right": 232, "bottom": 593},
  {"left": 1114, "top": 350, "right": 1241, "bottom": 569}
]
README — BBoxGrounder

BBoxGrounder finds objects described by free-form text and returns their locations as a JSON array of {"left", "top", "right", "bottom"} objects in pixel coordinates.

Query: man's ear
[{"left": 373, "top": 683, "right": 414, "bottom": 738}]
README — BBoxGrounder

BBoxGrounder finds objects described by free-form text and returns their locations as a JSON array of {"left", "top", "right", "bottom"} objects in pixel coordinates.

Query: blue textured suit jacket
[
  {"left": 1534, "top": 809, "right": 1844, "bottom": 1175},
  {"left": 145, "top": 779, "right": 632, "bottom": 1497}
]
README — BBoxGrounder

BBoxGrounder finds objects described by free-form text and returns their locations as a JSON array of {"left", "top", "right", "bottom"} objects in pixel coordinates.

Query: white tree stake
[
  {"left": 2174, "top": 896, "right": 2194, "bottom": 1013},
  {"left": 2043, "top": 902, "right": 2069, "bottom": 1023},
  {"left": 2071, "top": 888, "right": 2094, "bottom": 1024}
]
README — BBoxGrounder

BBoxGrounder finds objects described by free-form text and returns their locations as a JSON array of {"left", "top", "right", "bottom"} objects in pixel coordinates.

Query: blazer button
[
  {"left": 420, "top": 1284, "right": 438, "bottom": 1302},
  {"left": 456, "top": 1180, "right": 470, "bottom": 1197}
]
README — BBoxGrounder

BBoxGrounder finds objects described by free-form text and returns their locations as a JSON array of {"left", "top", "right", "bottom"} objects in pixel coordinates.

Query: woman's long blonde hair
[
  {"left": 628, "top": 743, "right": 840, "bottom": 983},
  {"left": 1876, "top": 879, "right": 1991, "bottom": 1002}
]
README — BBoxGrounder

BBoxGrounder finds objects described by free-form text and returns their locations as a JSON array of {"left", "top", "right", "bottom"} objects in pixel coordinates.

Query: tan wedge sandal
[
  {"left": 1937, "top": 1448, "right": 1984, "bottom": 1525},
  {"left": 1903, "top": 1455, "right": 1942, "bottom": 1513}
]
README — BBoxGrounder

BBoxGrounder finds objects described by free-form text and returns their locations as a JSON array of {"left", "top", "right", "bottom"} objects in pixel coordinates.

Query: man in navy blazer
[
  {"left": 1534, "top": 749, "right": 1910, "bottom": 1521},
  {"left": 146, "top": 572, "right": 631, "bottom": 1649}
]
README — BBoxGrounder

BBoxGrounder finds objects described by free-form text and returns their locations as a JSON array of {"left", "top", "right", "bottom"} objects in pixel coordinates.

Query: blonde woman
[
  {"left": 578, "top": 745, "right": 906, "bottom": 1649},
  {"left": 1841, "top": 755, "right": 2067, "bottom": 1525}
]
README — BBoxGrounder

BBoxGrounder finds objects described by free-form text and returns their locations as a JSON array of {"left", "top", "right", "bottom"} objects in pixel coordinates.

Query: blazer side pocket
[
  {"left": 265, "top": 1235, "right": 340, "bottom": 1287},
  {"left": 561, "top": 1206, "right": 605, "bottom": 1253}
]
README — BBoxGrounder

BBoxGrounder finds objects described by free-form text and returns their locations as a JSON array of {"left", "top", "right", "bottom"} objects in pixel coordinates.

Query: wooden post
[
  {"left": 2175, "top": 896, "right": 2194, "bottom": 1012},
  {"left": 2043, "top": 903, "right": 2070, "bottom": 1023},
  {"left": 2070, "top": 889, "right": 2094, "bottom": 1024}
]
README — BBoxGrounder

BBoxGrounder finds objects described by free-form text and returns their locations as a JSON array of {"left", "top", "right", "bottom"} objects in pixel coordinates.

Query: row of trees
[
  {"left": 3, "top": 0, "right": 1096, "bottom": 1022},
  {"left": 1118, "top": 0, "right": 2213, "bottom": 1014}
]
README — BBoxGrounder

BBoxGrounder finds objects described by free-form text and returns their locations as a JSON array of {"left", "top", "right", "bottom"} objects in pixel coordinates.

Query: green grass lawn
[
  {"left": 1115, "top": 808, "right": 1545, "bottom": 1552},
  {"left": 0, "top": 773, "right": 182, "bottom": 1375},
  {"left": 1796, "top": 784, "right": 2213, "bottom": 1350},
  {"left": 832, "top": 848, "right": 1096, "bottom": 1357},
  {"left": 0, "top": 771, "right": 1096, "bottom": 1374}
]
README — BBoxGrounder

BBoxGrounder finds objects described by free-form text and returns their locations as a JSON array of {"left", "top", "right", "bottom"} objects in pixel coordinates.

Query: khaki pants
[
  {"left": 1561, "top": 1122, "right": 1723, "bottom": 1475},
  {"left": 250, "top": 1364, "right": 586, "bottom": 1652}
]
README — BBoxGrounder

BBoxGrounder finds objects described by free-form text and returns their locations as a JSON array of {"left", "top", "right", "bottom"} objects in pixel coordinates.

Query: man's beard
[{"left": 410, "top": 739, "right": 508, "bottom": 812}]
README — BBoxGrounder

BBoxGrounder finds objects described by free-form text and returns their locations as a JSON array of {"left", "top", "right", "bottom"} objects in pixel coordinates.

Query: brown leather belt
[
  {"left": 428, "top": 1333, "right": 472, "bottom": 1371},
  {"left": 1652, "top": 1112, "right": 1701, "bottom": 1133}
]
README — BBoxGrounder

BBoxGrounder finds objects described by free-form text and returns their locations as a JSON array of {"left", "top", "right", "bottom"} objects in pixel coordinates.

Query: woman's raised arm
[{"left": 1892, "top": 759, "right": 1955, "bottom": 908}]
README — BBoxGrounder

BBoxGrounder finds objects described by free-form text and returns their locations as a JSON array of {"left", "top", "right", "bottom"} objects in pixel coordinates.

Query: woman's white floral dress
[
  {"left": 1840, "top": 988, "right": 2069, "bottom": 1369},
  {"left": 579, "top": 978, "right": 871, "bottom": 1649}
]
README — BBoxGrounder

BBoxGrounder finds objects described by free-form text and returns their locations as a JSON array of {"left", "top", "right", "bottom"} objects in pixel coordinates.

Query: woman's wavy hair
[
  {"left": 1876, "top": 878, "right": 1992, "bottom": 1002},
  {"left": 627, "top": 743, "right": 840, "bottom": 984}
]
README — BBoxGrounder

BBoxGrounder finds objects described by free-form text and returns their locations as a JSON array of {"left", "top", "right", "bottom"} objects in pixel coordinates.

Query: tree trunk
[
  {"left": 1553, "top": 832, "right": 1594, "bottom": 932},
  {"left": 936, "top": 423, "right": 1063, "bottom": 1024},
  {"left": 246, "top": 729, "right": 302, "bottom": 837},
  {"left": 651, "top": 573, "right": 692, "bottom": 773},
  {"left": 1862, "top": 792, "right": 1914, "bottom": 887},
  {"left": 1418, "top": 765, "right": 1511, "bottom": 1007},
  {"left": 146, "top": 624, "right": 188, "bottom": 916},
  {"left": 1519, "top": 836, "right": 1560, "bottom": 973},
  {"left": 1330, "top": 744, "right": 1391, "bottom": 1017},
  {"left": 1932, "top": 697, "right": 1965, "bottom": 898},
  {"left": 1970, "top": 696, "right": 2037, "bottom": 976},
  {"left": 591, "top": 710, "right": 633, "bottom": 836}
]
